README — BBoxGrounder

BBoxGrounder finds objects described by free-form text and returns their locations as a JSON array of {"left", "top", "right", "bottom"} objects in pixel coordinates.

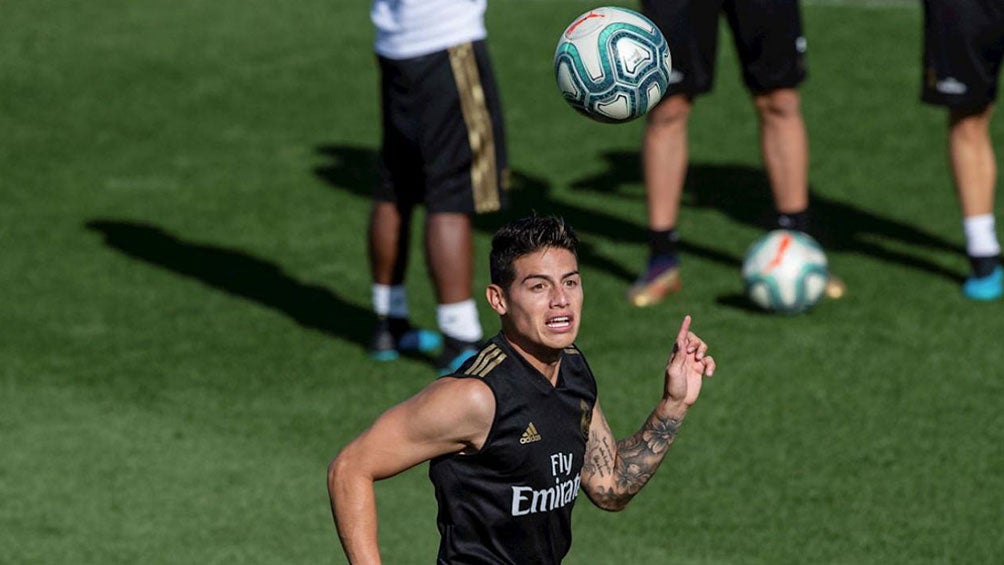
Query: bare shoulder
[
  {"left": 401, "top": 377, "right": 496, "bottom": 450},
  {"left": 418, "top": 377, "right": 495, "bottom": 423}
]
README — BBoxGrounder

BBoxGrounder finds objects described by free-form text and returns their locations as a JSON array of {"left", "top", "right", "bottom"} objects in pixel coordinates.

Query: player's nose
[{"left": 550, "top": 286, "right": 570, "bottom": 307}]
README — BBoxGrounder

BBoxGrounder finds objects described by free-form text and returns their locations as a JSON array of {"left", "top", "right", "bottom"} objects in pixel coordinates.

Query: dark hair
[{"left": 489, "top": 215, "right": 579, "bottom": 288}]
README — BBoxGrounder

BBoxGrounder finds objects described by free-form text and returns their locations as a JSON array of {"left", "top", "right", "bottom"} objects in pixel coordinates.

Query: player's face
[{"left": 490, "top": 246, "right": 582, "bottom": 354}]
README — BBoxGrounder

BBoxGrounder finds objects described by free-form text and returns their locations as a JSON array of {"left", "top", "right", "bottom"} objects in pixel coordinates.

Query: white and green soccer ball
[
  {"left": 742, "top": 230, "right": 829, "bottom": 314},
  {"left": 554, "top": 6, "right": 672, "bottom": 124}
]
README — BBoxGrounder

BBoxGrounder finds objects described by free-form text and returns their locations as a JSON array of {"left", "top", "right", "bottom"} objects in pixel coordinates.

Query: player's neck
[{"left": 502, "top": 332, "right": 562, "bottom": 386}]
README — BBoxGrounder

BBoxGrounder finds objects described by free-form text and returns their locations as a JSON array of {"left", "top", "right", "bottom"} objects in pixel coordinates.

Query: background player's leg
[
  {"left": 950, "top": 106, "right": 997, "bottom": 218},
  {"left": 426, "top": 212, "right": 483, "bottom": 371},
  {"left": 754, "top": 88, "right": 845, "bottom": 298},
  {"left": 369, "top": 202, "right": 442, "bottom": 360},
  {"left": 643, "top": 95, "right": 692, "bottom": 233},
  {"left": 949, "top": 105, "right": 1003, "bottom": 299},
  {"left": 425, "top": 211, "right": 472, "bottom": 304},
  {"left": 369, "top": 201, "right": 410, "bottom": 287},
  {"left": 754, "top": 88, "right": 809, "bottom": 217},
  {"left": 628, "top": 94, "right": 691, "bottom": 307}
]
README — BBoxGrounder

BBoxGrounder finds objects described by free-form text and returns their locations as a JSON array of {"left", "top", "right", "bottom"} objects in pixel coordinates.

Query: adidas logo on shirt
[{"left": 520, "top": 422, "right": 542, "bottom": 444}]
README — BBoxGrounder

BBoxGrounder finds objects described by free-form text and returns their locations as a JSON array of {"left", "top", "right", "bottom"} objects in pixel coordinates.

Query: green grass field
[{"left": 3, "top": 0, "right": 1003, "bottom": 562}]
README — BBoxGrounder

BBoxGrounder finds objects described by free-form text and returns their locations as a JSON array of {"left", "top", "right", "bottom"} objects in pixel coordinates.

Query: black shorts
[
  {"left": 376, "top": 40, "right": 508, "bottom": 214},
  {"left": 922, "top": 0, "right": 1004, "bottom": 110},
  {"left": 642, "top": 0, "right": 807, "bottom": 97}
]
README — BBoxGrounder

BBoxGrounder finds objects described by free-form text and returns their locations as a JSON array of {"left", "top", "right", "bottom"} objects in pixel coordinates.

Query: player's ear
[{"left": 486, "top": 284, "right": 507, "bottom": 315}]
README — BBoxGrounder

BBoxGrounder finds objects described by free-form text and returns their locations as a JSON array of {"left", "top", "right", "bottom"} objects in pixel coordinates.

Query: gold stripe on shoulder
[
  {"left": 447, "top": 42, "right": 500, "bottom": 214},
  {"left": 474, "top": 352, "right": 507, "bottom": 378},
  {"left": 467, "top": 347, "right": 501, "bottom": 377},
  {"left": 464, "top": 344, "right": 501, "bottom": 377}
]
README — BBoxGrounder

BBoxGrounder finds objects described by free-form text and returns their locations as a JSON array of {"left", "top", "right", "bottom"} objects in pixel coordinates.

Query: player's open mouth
[{"left": 546, "top": 316, "right": 572, "bottom": 329}]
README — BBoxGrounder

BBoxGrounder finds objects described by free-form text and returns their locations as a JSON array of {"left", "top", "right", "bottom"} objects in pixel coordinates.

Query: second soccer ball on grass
[{"left": 742, "top": 230, "right": 829, "bottom": 314}]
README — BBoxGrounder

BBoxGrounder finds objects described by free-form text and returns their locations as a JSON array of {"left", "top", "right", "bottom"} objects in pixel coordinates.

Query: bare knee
[
  {"left": 646, "top": 94, "right": 692, "bottom": 131},
  {"left": 950, "top": 105, "right": 994, "bottom": 140},
  {"left": 753, "top": 88, "right": 802, "bottom": 122}
]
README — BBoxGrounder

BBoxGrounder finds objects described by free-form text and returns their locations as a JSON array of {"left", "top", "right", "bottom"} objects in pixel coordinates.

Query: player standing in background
[
  {"left": 921, "top": 0, "right": 1004, "bottom": 300},
  {"left": 367, "top": 0, "right": 509, "bottom": 373},
  {"left": 328, "top": 216, "right": 715, "bottom": 563},
  {"left": 629, "top": 0, "right": 844, "bottom": 307}
]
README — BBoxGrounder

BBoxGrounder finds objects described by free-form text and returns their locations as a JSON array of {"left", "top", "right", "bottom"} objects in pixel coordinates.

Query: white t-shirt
[{"left": 371, "top": 0, "right": 487, "bottom": 60}]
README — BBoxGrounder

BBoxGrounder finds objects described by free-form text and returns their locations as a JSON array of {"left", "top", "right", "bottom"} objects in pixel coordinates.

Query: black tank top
[{"left": 429, "top": 333, "right": 598, "bottom": 564}]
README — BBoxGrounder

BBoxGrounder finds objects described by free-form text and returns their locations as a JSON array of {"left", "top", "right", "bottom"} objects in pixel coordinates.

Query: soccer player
[
  {"left": 629, "top": 0, "right": 844, "bottom": 307},
  {"left": 328, "top": 216, "right": 715, "bottom": 563},
  {"left": 921, "top": 0, "right": 1004, "bottom": 300},
  {"left": 367, "top": 0, "right": 509, "bottom": 372}
]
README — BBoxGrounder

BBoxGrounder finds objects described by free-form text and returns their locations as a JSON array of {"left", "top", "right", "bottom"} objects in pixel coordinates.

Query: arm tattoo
[
  {"left": 582, "top": 422, "right": 615, "bottom": 480},
  {"left": 585, "top": 411, "right": 681, "bottom": 509},
  {"left": 615, "top": 413, "right": 679, "bottom": 491}
]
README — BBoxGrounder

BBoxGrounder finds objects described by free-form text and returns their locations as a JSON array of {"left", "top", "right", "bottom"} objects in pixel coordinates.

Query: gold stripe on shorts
[{"left": 448, "top": 42, "right": 500, "bottom": 214}]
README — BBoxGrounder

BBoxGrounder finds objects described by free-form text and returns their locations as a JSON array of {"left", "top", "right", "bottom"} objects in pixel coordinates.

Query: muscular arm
[
  {"left": 327, "top": 378, "right": 495, "bottom": 563},
  {"left": 580, "top": 315, "right": 714, "bottom": 511}
]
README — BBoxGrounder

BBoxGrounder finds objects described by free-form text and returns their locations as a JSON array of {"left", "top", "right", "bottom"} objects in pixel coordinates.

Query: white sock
[
  {"left": 437, "top": 299, "right": 483, "bottom": 343},
  {"left": 963, "top": 214, "right": 1001, "bottom": 257},
  {"left": 372, "top": 284, "right": 408, "bottom": 318}
]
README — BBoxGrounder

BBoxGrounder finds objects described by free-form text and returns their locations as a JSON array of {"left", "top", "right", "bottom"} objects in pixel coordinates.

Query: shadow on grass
[
  {"left": 84, "top": 220, "right": 401, "bottom": 358},
  {"left": 570, "top": 151, "right": 966, "bottom": 284},
  {"left": 313, "top": 144, "right": 965, "bottom": 288}
]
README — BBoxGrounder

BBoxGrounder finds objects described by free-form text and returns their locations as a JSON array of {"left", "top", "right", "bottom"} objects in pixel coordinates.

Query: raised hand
[{"left": 664, "top": 315, "right": 715, "bottom": 408}]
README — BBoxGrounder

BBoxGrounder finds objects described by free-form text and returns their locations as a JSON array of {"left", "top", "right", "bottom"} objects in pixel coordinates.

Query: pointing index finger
[{"left": 676, "top": 315, "right": 692, "bottom": 345}]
